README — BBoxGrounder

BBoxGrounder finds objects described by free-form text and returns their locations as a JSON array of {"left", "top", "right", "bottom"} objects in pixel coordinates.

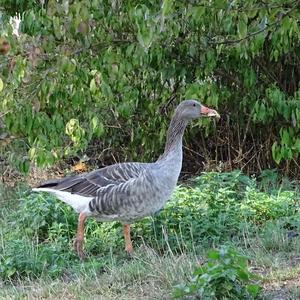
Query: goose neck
[{"left": 161, "top": 114, "right": 187, "bottom": 158}]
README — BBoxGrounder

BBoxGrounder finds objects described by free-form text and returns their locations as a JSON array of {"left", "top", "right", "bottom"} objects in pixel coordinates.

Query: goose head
[{"left": 175, "top": 99, "right": 220, "bottom": 121}]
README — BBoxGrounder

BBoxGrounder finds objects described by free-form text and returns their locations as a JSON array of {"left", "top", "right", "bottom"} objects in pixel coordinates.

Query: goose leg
[
  {"left": 74, "top": 212, "right": 86, "bottom": 260},
  {"left": 123, "top": 224, "right": 133, "bottom": 253}
]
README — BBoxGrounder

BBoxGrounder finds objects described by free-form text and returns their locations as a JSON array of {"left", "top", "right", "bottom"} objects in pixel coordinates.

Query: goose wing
[
  {"left": 35, "top": 162, "right": 149, "bottom": 197},
  {"left": 88, "top": 168, "right": 156, "bottom": 220}
]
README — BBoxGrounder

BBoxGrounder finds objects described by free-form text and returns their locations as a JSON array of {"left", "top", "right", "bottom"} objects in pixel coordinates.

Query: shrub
[
  {"left": 0, "top": 237, "right": 73, "bottom": 279},
  {"left": 133, "top": 171, "right": 300, "bottom": 252},
  {"left": 242, "top": 189, "right": 299, "bottom": 224},
  {"left": 14, "top": 193, "right": 77, "bottom": 241},
  {"left": 1, "top": 1, "right": 300, "bottom": 175},
  {"left": 173, "top": 246, "right": 261, "bottom": 299}
]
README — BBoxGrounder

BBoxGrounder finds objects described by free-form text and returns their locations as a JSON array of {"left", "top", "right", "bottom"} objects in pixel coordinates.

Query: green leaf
[
  {"left": 53, "top": 16, "right": 62, "bottom": 40},
  {"left": 282, "top": 17, "right": 291, "bottom": 33},
  {"left": 207, "top": 250, "right": 220, "bottom": 260},
  {"left": 36, "top": 150, "right": 46, "bottom": 166},
  {"left": 294, "top": 139, "right": 300, "bottom": 152},
  {"left": 0, "top": 77, "right": 3, "bottom": 92},
  {"left": 90, "top": 78, "right": 97, "bottom": 93},
  {"left": 280, "top": 129, "right": 290, "bottom": 146},
  {"left": 65, "top": 119, "right": 80, "bottom": 136},
  {"left": 272, "top": 142, "right": 281, "bottom": 164},
  {"left": 137, "top": 27, "right": 154, "bottom": 50},
  {"left": 101, "top": 81, "right": 113, "bottom": 99},
  {"left": 238, "top": 20, "right": 247, "bottom": 38},
  {"left": 162, "top": 0, "right": 173, "bottom": 16},
  {"left": 28, "top": 147, "right": 37, "bottom": 160},
  {"left": 6, "top": 267, "right": 16, "bottom": 278},
  {"left": 246, "top": 284, "right": 261, "bottom": 297},
  {"left": 91, "top": 116, "right": 98, "bottom": 132},
  {"left": 90, "top": 116, "right": 104, "bottom": 137},
  {"left": 273, "top": 49, "right": 279, "bottom": 61},
  {"left": 223, "top": 16, "right": 232, "bottom": 32},
  {"left": 19, "top": 159, "right": 30, "bottom": 174},
  {"left": 237, "top": 269, "right": 249, "bottom": 281}
]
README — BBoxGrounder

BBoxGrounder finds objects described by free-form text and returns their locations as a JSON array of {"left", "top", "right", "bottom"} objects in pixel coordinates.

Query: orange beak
[{"left": 200, "top": 105, "right": 220, "bottom": 119}]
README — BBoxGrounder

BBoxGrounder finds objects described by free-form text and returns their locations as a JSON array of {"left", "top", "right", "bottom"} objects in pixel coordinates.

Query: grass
[
  {"left": 0, "top": 249, "right": 196, "bottom": 299},
  {"left": 1, "top": 170, "right": 300, "bottom": 299}
]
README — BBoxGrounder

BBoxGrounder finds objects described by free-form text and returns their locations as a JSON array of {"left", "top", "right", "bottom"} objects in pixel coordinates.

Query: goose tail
[{"left": 32, "top": 187, "right": 92, "bottom": 213}]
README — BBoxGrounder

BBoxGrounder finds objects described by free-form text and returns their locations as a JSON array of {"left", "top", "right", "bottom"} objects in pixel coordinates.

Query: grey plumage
[{"left": 33, "top": 100, "right": 220, "bottom": 255}]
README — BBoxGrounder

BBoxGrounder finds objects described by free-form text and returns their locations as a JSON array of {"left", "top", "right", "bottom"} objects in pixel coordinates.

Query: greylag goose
[{"left": 33, "top": 100, "right": 220, "bottom": 259}]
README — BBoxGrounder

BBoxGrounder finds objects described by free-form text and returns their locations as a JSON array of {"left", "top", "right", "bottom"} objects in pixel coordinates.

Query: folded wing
[{"left": 35, "top": 162, "right": 149, "bottom": 197}]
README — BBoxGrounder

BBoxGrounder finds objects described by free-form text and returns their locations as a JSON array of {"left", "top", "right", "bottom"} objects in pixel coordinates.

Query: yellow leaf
[
  {"left": 72, "top": 162, "right": 87, "bottom": 172},
  {"left": 0, "top": 77, "right": 3, "bottom": 92}
]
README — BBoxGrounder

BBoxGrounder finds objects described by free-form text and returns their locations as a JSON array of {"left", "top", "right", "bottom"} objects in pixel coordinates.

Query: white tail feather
[{"left": 32, "top": 188, "right": 93, "bottom": 213}]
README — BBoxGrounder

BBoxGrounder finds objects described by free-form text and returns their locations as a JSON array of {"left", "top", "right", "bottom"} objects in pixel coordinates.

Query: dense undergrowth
[{"left": 0, "top": 170, "right": 300, "bottom": 299}]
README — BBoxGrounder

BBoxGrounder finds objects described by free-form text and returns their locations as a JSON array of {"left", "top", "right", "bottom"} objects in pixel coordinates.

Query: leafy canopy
[{"left": 0, "top": 0, "right": 300, "bottom": 173}]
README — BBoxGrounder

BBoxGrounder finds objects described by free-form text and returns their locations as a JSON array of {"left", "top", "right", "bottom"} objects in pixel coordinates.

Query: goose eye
[{"left": 193, "top": 103, "right": 196, "bottom": 107}]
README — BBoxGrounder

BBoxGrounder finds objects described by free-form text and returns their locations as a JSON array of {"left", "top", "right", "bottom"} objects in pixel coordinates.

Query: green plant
[
  {"left": 0, "top": 236, "right": 75, "bottom": 279},
  {"left": 0, "top": 189, "right": 130, "bottom": 280},
  {"left": 1, "top": 1, "right": 300, "bottom": 175},
  {"left": 242, "top": 189, "right": 299, "bottom": 224},
  {"left": 14, "top": 193, "right": 77, "bottom": 240},
  {"left": 132, "top": 170, "right": 300, "bottom": 252},
  {"left": 173, "top": 246, "right": 261, "bottom": 299},
  {"left": 0, "top": 170, "right": 299, "bottom": 281}
]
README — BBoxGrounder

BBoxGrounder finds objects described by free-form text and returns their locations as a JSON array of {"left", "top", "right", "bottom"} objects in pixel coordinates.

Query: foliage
[
  {"left": 0, "top": 0, "right": 300, "bottom": 174},
  {"left": 15, "top": 192, "right": 77, "bottom": 240},
  {"left": 242, "top": 189, "right": 298, "bottom": 224},
  {"left": 133, "top": 170, "right": 299, "bottom": 251},
  {"left": 0, "top": 237, "right": 73, "bottom": 279},
  {"left": 0, "top": 192, "right": 116, "bottom": 280},
  {"left": 173, "top": 246, "right": 261, "bottom": 300},
  {"left": 1, "top": 170, "right": 299, "bottom": 281}
]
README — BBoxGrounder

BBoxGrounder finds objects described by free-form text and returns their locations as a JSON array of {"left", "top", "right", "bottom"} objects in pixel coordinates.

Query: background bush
[{"left": 0, "top": 0, "right": 300, "bottom": 176}]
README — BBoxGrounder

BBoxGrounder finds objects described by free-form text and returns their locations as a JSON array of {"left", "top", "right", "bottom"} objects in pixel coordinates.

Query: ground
[
  {"left": 1, "top": 170, "right": 300, "bottom": 299},
  {"left": 1, "top": 249, "right": 300, "bottom": 299}
]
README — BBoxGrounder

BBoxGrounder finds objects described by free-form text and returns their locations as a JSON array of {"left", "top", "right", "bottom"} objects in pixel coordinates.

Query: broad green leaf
[
  {"left": 207, "top": 250, "right": 220, "bottom": 260},
  {"left": 101, "top": 81, "right": 113, "bottom": 99},
  {"left": 294, "top": 139, "right": 300, "bottom": 152},
  {"left": 65, "top": 119, "right": 80, "bottom": 136},
  {"left": 90, "top": 78, "right": 97, "bottom": 93},
  {"left": 237, "top": 269, "right": 249, "bottom": 281},
  {"left": 272, "top": 142, "right": 281, "bottom": 164},
  {"left": 238, "top": 20, "right": 247, "bottom": 38},
  {"left": 223, "top": 16, "right": 232, "bottom": 32},
  {"left": 246, "top": 284, "right": 261, "bottom": 297},
  {"left": 162, "top": 0, "right": 173, "bottom": 16},
  {"left": 90, "top": 116, "right": 104, "bottom": 137},
  {"left": 137, "top": 27, "right": 154, "bottom": 50},
  {"left": 53, "top": 16, "right": 62, "bottom": 40},
  {"left": 91, "top": 116, "right": 98, "bottom": 131}
]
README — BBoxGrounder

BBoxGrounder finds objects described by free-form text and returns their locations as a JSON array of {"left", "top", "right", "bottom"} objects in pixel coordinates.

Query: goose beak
[{"left": 200, "top": 105, "right": 220, "bottom": 119}]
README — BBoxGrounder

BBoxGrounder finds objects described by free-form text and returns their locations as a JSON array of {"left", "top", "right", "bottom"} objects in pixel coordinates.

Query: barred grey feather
[{"left": 37, "top": 162, "right": 148, "bottom": 197}]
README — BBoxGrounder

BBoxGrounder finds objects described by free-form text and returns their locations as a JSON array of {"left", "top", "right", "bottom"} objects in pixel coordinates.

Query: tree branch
[{"left": 207, "top": 0, "right": 300, "bottom": 46}]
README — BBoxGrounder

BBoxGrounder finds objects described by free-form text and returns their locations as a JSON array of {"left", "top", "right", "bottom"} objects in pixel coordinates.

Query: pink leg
[
  {"left": 73, "top": 212, "right": 86, "bottom": 260},
  {"left": 123, "top": 224, "right": 133, "bottom": 253}
]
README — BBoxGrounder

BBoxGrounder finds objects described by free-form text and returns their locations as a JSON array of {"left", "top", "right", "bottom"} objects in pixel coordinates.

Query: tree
[{"left": 0, "top": 0, "right": 299, "bottom": 175}]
